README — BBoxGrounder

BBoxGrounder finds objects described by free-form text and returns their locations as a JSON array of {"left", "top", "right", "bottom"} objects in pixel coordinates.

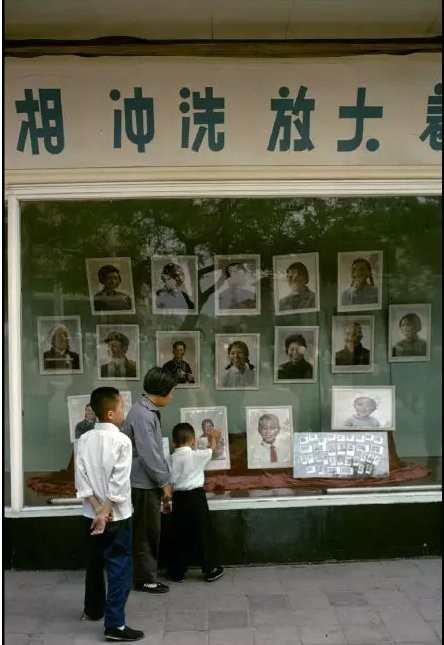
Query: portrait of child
[
  {"left": 331, "top": 386, "right": 395, "bottom": 431},
  {"left": 246, "top": 406, "right": 293, "bottom": 469}
]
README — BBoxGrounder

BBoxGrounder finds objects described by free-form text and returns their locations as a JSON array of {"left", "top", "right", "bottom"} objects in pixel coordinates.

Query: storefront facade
[{"left": 4, "top": 43, "right": 442, "bottom": 567}]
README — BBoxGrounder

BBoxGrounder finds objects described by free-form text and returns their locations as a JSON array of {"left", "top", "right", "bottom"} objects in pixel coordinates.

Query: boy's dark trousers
[
  {"left": 83, "top": 517, "right": 133, "bottom": 630},
  {"left": 169, "top": 487, "right": 216, "bottom": 579}
]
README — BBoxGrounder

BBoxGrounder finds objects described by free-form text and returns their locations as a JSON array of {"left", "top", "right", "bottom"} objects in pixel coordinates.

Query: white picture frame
[
  {"left": 151, "top": 255, "right": 198, "bottom": 315},
  {"left": 246, "top": 405, "right": 293, "bottom": 469},
  {"left": 96, "top": 324, "right": 140, "bottom": 381},
  {"left": 86, "top": 257, "right": 136, "bottom": 316},
  {"left": 331, "top": 386, "right": 396, "bottom": 431},
  {"left": 273, "top": 252, "right": 320, "bottom": 315},
  {"left": 67, "top": 391, "right": 132, "bottom": 443},
  {"left": 180, "top": 406, "right": 231, "bottom": 471},
  {"left": 331, "top": 315, "right": 375, "bottom": 373},
  {"left": 37, "top": 315, "right": 84, "bottom": 375},
  {"left": 215, "top": 333, "right": 260, "bottom": 390},
  {"left": 274, "top": 326, "right": 319, "bottom": 383},
  {"left": 388, "top": 304, "right": 431, "bottom": 362},
  {"left": 337, "top": 251, "right": 383, "bottom": 312},
  {"left": 156, "top": 330, "right": 200, "bottom": 388},
  {"left": 214, "top": 254, "right": 261, "bottom": 316}
]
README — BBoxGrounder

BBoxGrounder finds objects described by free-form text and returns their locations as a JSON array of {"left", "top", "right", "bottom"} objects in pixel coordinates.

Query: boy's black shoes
[
  {"left": 104, "top": 625, "right": 144, "bottom": 641},
  {"left": 133, "top": 581, "right": 169, "bottom": 594},
  {"left": 205, "top": 566, "right": 224, "bottom": 582}
]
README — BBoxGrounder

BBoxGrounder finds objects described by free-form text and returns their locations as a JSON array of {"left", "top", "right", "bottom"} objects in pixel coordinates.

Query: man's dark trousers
[{"left": 132, "top": 487, "right": 163, "bottom": 584}]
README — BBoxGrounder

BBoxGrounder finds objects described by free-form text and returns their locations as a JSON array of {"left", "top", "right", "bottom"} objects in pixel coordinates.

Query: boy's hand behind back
[{"left": 90, "top": 510, "right": 109, "bottom": 535}]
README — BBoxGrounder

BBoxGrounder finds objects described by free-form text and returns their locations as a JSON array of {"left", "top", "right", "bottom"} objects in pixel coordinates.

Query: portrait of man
[
  {"left": 38, "top": 316, "right": 83, "bottom": 375},
  {"left": 337, "top": 251, "right": 383, "bottom": 312},
  {"left": 156, "top": 331, "right": 200, "bottom": 388},
  {"left": 274, "top": 326, "right": 318, "bottom": 383},
  {"left": 86, "top": 257, "right": 136, "bottom": 315},
  {"left": 151, "top": 255, "right": 198, "bottom": 314},
  {"left": 389, "top": 304, "right": 431, "bottom": 362},
  {"left": 273, "top": 253, "right": 319, "bottom": 315},
  {"left": 215, "top": 255, "right": 260, "bottom": 315},
  {"left": 246, "top": 406, "right": 293, "bottom": 469},
  {"left": 332, "top": 316, "right": 374, "bottom": 373},
  {"left": 331, "top": 386, "right": 395, "bottom": 431},
  {"left": 97, "top": 324, "right": 140, "bottom": 380},
  {"left": 74, "top": 403, "right": 96, "bottom": 440},
  {"left": 180, "top": 406, "right": 230, "bottom": 470},
  {"left": 68, "top": 391, "right": 132, "bottom": 443}
]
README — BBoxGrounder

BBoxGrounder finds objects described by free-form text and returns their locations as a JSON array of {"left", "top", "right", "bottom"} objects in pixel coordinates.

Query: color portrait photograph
[
  {"left": 274, "top": 326, "right": 319, "bottom": 383},
  {"left": 96, "top": 324, "right": 140, "bottom": 380},
  {"left": 246, "top": 406, "right": 293, "bottom": 469},
  {"left": 156, "top": 330, "right": 200, "bottom": 388},
  {"left": 389, "top": 304, "right": 431, "bottom": 362},
  {"left": 86, "top": 257, "right": 136, "bottom": 315},
  {"left": 180, "top": 406, "right": 230, "bottom": 470},
  {"left": 37, "top": 316, "right": 84, "bottom": 375},
  {"left": 151, "top": 255, "right": 198, "bottom": 315},
  {"left": 67, "top": 391, "right": 132, "bottom": 443},
  {"left": 273, "top": 252, "right": 320, "bottom": 315},
  {"left": 331, "top": 386, "right": 396, "bottom": 431},
  {"left": 214, "top": 254, "right": 261, "bottom": 316},
  {"left": 332, "top": 316, "right": 375, "bottom": 373},
  {"left": 338, "top": 251, "right": 383, "bottom": 312},
  {"left": 215, "top": 333, "right": 260, "bottom": 390}
]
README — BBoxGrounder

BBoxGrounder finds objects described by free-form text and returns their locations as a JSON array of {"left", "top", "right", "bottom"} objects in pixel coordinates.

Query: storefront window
[{"left": 19, "top": 197, "right": 441, "bottom": 505}]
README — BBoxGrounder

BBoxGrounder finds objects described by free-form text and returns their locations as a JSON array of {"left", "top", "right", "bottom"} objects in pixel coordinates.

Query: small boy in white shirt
[{"left": 167, "top": 422, "right": 224, "bottom": 583}]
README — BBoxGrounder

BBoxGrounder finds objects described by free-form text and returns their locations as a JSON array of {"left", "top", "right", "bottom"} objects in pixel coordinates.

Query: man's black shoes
[
  {"left": 133, "top": 581, "right": 169, "bottom": 594},
  {"left": 205, "top": 566, "right": 224, "bottom": 582},
  {"left": 104, "top": 625, "right": 144, "bottom": 641}
]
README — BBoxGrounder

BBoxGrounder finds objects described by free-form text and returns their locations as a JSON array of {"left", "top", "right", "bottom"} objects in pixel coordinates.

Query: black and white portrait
[
  {"left": 273, "top": 252, "right": 319, "bottom": 315},
  {"left": 389, "top": 304, "right": 431, "bottom": 362},
  {"left": 37, "top": 316, "right": 84, "bottom": 375},
  {"left": 338, "top": 251, "right": 383, "bottom": 312},
  {"left": 246, "top": 406, "right": 293, "bottom": 469},
  {"left": 151, "top": 255, "right": 198, "bottom": 315},
  {"left": 86, "top": 257, "right": 135, "bottom": 315},
  {"left": 215, "top": 334, "right": 260, "bottom": 390},
  {"left": 274, "top": 326, "right": 319, "bottom": 383},
  {"left": 332, "top": 316, "right": 375, "bottom": 373},
  {"left": 180, "top": 406, "right": 230, "bottom": 470},
  {"left": 68, "top": 391, "right": 132, "bottom": 443},
  {"left": 156, "top": 331, "right": 200, "bottom": 388},
  {"left": 331, "top": 386, "right": 395, "bottom": 431},
  {"left": 96, "top": 324, "right": 140, "bottom": 380},
  {"left": 214, "top": 255, "right": 260, "bottom": 316}
]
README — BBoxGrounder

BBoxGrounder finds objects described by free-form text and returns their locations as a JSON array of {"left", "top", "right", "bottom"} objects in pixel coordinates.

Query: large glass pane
[{"left": 20, "top": 197, "right": 441, "bottom": 505}]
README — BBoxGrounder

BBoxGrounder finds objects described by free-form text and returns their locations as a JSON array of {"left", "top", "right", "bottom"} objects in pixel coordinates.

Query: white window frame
[{"left": 5, "top": 176, "right": 442, "bottom": 517}]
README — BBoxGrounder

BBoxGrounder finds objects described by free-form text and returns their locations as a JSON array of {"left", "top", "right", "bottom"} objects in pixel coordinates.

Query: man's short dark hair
[
  {"left": 104, "top": 331, "right": 130, "bottom": 351},
  {"left": 143, "top": 366, "right": 177, "bottom": 396},
  {"left": 172, "top": 422, "right": 195, "bottom": 447},
  {"left": 172, "top": 340, "right": 186, "bottom": 351},
  {"left": 90, "top": 386, "right": 120, "bottom": 421},
  {"left": 98, "top": 264, "right": 121, "bottom": 284}
]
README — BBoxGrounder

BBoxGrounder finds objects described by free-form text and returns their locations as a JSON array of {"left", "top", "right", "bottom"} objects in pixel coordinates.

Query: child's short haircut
[
  {"left": 90, "top": 386, "right": 120, "bottom": 421},
  {"left": 172, "top": 422, "right": 195, "bottom": 447},
  {"left": 143, "top": 366, "right": 177, "bottom": 396},
  {"left": 354, "top": 396, "right": 377, "bottom": 413}
]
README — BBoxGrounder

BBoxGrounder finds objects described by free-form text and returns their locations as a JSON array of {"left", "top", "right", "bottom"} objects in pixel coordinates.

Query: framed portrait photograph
[
  {"left": 331, "top": 386, "right": 396, "bottom": 431},
  {"left": 337, "top": 251, "right": 383, "bottom": 312},
  {"left": 215, "top": 333, "right": 260, "bottom": 390},
  {"left": 151, "top": 255, "right": 198, "bottom": 315},
  {"left": 180, "top": 406, "right": 231, "bottom": 471},
  {"left": 273, "top": 252, "right": 320, "bottom": 315},
  {"left": 332, "top": 316, "right": 375, "bottom": 373},
  {"left": 156, "top": 331, "right": 200, "bottom": 388},
  {"left": 67, "top": 391, "right": 132, "bottom": 443},
  {"left": 86, "top": 257, "right": 136, "bottom": 315},
  {"left": 37, "top": 316, "right": 84, "bottom": 375},
  {"left": 274, "top": 326, "right": 319, "bottom": 383},
  {"left": 293, "top": 432, "right": 389, "bottom": 478},
  {"left": 246, "top": 406, "right": 293, "bottom": 469},
  {"left": 389, "top": 304, "right": 431, "bottom": 362},
  {"left": 96, "top": 324, "right": 140, "bottom": 381},
  {"left": 214, "top": 254, "right": 261, "bottom": 316}
]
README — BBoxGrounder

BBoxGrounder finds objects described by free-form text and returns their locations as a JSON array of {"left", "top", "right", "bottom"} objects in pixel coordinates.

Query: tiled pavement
[{"left": 4, "top": 558, "right": 442, "bottom": 645}]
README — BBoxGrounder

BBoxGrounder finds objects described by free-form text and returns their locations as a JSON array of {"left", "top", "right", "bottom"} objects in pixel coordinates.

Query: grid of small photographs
[{"left": 37, "top": 250, "right": 433, "bottom": 479}]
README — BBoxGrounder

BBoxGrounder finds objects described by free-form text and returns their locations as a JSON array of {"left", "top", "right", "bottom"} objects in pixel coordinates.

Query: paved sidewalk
[{"left": 5, "top": 558, "right": 442, "bottom": 645}]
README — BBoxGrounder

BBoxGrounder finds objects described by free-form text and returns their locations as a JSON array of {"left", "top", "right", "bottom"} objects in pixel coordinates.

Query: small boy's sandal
[
  {"left": 133, "top": 581, "right": 169, "bottom": 594},
  {"left": 104, "top": 625, "right": 145, "bottom": 641},
  {"left": 205, "top": 566, "right": 224, "bottom": 582}
]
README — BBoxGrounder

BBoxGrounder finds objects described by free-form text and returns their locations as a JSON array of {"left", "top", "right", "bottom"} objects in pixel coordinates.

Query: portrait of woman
[
  {"left": 86, "top": 257, "right": 136, "bottom": 315},
  {"left": 215, "top": 255, "right": 260, "bottom": 315},
  {"left": 389, "top": 304, "right": 431, "bottom": 362},
  {"left": 215, "top": 334, "right": 260, "bottom": 390},
  {"left": 180, "top": 406, "right": 231, "bottom": 471},
  {"left": 273, "top": 253, "right": 319, "bottom": 315},
  {"left": 38, "top": 316, "right": 83, "bottom": 375},
  {"left": 274, "top": 326, "right": 318, "bottom": 383},
  {"left": 338, "top": 252, "right": 383, "bottom": 312},
  {"left": 151, "top": 256, "right": 198, "bottom": 314}
]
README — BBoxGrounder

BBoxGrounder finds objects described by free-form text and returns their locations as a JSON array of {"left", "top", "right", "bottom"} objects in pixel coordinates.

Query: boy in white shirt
[
  {"left": 167, "top": 422, "right": 224, "bottom": 583},
  {"left": 75, "top": 386, "right": 144, "bottom": 642}
]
